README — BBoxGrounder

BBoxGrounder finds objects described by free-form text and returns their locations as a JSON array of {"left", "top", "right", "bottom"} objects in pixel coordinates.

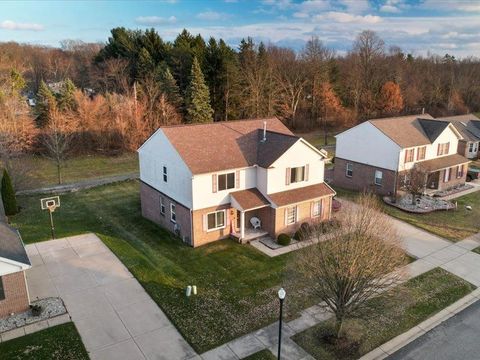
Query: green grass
[
  {"left": 332, "top": 186, "right": 480, "bottom": 242},
  {"left": 296, "top": 131, "right": 337, "bottom": 148},
  {"left": 242, "top": 349, "right": 277, "bottom": 359},
  {"left": 0, "top": 322, "right": 88, "bottom": 360},
  {"left": 383, "top": 191, "right": 480, "bottom": 242},
  {"left": 17, "top": 153, "right": 138, "bottom": 190},
  {"left": 292, "top": 268, "right": 475, "bottom": 360},
  {"left": 11, "top": 180, "right": 319, "bottom": 353}
]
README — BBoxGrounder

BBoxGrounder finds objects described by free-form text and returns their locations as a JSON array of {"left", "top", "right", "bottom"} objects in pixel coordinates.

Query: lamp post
[{"left": 277, "top": 288, "right": 286, "bottom": 359}]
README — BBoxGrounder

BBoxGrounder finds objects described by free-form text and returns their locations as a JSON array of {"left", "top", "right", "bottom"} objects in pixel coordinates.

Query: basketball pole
[{"left": 49, "top": 209, "right": 55, "bottom": 240}]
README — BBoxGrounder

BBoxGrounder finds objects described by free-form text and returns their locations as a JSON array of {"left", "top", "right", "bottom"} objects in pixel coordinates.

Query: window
[
  {"left": 286, "top": 206, "right": 297, "bottom": 225},
  {"left": 346, "top": 163, "right": 353, "bottom": 177},
  {"left": 374, "top": 170, "right": 383, "bottom": 186},
  {"left": 218, "top": 172, "right": 235, "bottom": 191},
  {"left": 290, "top": 166, "right": 305, "bottom": 183},
  {"left": 469, "top": 143, "right": 474, "bottom": 152},
  {"left": 444, "top": 168, "right": 451, "bottom": 183},
  {"left": 160, "top": 197, "right": 165, "bottom": 215},
  {"left": 437, "top": 142, "right": 450, "bottom": 156},
  {"left": 312, "top": 201, "right": 322, "bottom": 217},
  {"left": 417, "top": 146, "right": 426, "bottom": 161},
  {"left": 404, "top": 148, "right": 415, "bottom": 163},
  {"left": 0, "top": 277, "right": 4, "bottom": 301},
  {"left": 457, "top": 165, "right": 465, "bottom": 178},
  {"left": 163, "top": 166, "right": 168, "bottom": 182},
  {"left": 170, "top": 203, "right": 176, "bottom": 223},
  {"left": 207, "top": 210, "right": 225, "bottom": 231}
]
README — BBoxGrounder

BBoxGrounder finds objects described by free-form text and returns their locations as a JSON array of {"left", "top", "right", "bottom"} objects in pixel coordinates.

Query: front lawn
[
  {"left": 11, "top": 180, "right": 318, "bottom": 353},
  {"left": 383, "top": 191, "right": 480, "bottom": 241},
  {"left": 15, "top": 152, "right": 138, "bottom": 190},
  {"left": 0, "top": 322, "right": 88, "bottom": 360},
  {"left": 296, "top": 131, "right": 337, "bottom": 148},
  {"left": 292, "top": 268, "right": 475, "bottom": 360}
]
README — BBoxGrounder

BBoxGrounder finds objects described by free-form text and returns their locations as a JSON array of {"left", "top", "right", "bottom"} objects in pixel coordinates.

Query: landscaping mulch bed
[{"left": 383, "top": 194, "right": 455, "bottom": 213}]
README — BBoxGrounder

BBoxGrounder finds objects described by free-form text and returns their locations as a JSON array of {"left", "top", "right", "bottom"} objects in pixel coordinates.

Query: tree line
[{"left": 0, "top": 28, "right": 479, "bottom": 186}]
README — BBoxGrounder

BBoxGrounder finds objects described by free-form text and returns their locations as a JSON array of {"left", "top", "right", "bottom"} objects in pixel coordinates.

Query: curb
[{"left": 360, "top": 288, "right": 480, "bottom": 360}]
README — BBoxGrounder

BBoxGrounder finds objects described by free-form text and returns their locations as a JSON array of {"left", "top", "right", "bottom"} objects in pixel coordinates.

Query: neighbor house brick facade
[
  {"left": 138, "top": 118, "right": 335, "bottom": 247},
  {"left": 0, "top": 224, "right": 31, "bottom": 318},
  {"left": 333, "top": 114, "right": 470, "bottom": 195}
]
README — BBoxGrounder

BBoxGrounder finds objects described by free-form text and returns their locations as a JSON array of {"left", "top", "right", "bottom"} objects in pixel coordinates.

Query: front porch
[{"left": 231, "top": 228, "right": 270, "bottom": 243}]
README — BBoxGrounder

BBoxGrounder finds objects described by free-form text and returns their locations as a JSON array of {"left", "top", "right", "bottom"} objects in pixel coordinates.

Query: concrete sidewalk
[{"left": 25, "top": 234, "right": 196, "bottom": 360}]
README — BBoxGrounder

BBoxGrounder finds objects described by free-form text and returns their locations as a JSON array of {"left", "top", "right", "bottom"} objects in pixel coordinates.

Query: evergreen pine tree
[
  {"left": 1, "top": 169, "right": 17, "bottom": 216},
  {"left": 58, "top": 78, "right": 77, "bottom": 111},
  {"left": 159, "top": 67, "right": 182, "bottom": 109},
  {"left": 35, "top": 80, "right": 57, "bottom": 127},
  {"left": 185, "top": 57, "right": 213, "bottom": 123},
  {"left": 137, "top": 47, "right": 155, "bottom": 79}
]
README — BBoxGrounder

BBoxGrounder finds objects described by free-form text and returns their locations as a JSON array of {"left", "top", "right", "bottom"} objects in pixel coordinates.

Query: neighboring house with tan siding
[
  {"left": 138, "top": 117, "right": 335, "bottom": 247},
  {"left": 437, "top": 114, "right": 480, "bottom": 160},
  {"left": 333, "top": 114, "right": 470, "bottom": 195},
  {"left": 0, "top": 224, "right": 31, "bottom": 318}
]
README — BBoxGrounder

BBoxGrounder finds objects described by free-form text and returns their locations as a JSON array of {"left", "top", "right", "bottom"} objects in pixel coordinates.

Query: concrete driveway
[
  {"left": 387, "top": 301, "right": 480, "bottom": 360},
  {"left": 25, "top": 233, "right": 197, "bottom": 360}
]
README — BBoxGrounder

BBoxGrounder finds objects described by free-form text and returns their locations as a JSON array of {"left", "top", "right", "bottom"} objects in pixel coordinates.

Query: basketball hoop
[{"left": 40, "top": 196, "right": 60, "bottom": 239}]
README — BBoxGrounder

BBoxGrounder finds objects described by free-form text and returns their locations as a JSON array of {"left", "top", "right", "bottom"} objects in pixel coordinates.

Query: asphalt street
[{"left": 388, "top": 300, "right": 480, "bottom": 360}]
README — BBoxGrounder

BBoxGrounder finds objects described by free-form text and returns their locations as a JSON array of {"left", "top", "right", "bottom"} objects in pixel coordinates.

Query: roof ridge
[
  {"left": 159, "top": 117, "right": 280, "bottom": 129},
  {"left": 368, "top": 113, "right": 431, "bottom": 122}
]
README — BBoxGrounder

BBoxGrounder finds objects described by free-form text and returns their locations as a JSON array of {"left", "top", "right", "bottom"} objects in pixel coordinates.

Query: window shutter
[
  {"left": 226, "top": 210, "right": 231, "bottom": 232},
  {"left": 235, "top": 170, "right": 240, "bottom": 188},
  {"left": 310, "top": 202, "right": 314, "bottom": 217},
  {"left": 203, "top": 214, "right": 208, "bottom": 231},
  {"left": 305, "top": 164, "right": 309, "bottom": 181},
  {"left": 446, "top": 142, "right": 450, "bottom": 154},
  {"left": 284, "top": 208, "right": 288, "bottom": 226},
  {"left": 437, "top": 144, "right": 441, "bottom": 155},
  {"left": 286, "top": 168, "right": 291, "bottom": 185},
  {"left": 296, "top": 206, "right": 300, "bottom": 222},
  {"left": 212, "top": 174, "right": 217, "bottom": 193},
  {"left": 404, "top": 150, "right": 408, "bottom": 163}
]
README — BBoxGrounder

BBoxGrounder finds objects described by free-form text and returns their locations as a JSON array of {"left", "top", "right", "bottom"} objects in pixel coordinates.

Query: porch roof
[
  {"left": 269, "top": 183, "right": 335, "bottom": 207},
  {"left": 230, "top": 188, "right": 271, "bottom": 211},
  {"left": 417, "top": 154, "right": 470, "bottom": 172}
]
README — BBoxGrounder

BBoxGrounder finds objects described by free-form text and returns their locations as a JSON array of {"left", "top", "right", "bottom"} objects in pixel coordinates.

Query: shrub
[
  {"left": 30, "top": 304, "right": 43, "bottom": 316},
  {"left": 294, "top": 222, "right": 310, "bottom": 241},
  {"left": 1, "top": 169, "right": 17, "bottom": 216},
  {"left": 277, "top": 233, "right": 291, "bottom": 246}
]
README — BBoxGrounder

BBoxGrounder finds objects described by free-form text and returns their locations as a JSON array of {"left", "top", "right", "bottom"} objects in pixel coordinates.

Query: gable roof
[
  {"left": 368, "top": 114, "right": 435, "bottom": 148},
  {"left": 159, "top": 118, "right": 298, "bottom": 174},
  {"left": 437, "top": 114, "right": 480, "bottom": 142},
  {"left": 0, "top": 224, "right": 30, "bottom": 267},
  {"left": 417, "top": 118, "right": 450, "bottom": 143}
]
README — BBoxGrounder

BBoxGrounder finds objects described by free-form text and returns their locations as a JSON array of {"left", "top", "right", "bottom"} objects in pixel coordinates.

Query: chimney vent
[{"left": 262, "top": 121, "right": 267, "bottom": 142}]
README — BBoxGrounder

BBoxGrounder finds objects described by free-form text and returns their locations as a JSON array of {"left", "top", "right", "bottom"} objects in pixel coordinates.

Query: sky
[{"left": 1, "top": 0, "right": 480, "bottom": 57}]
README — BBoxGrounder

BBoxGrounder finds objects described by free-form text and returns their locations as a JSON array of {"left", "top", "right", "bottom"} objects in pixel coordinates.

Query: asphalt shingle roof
[{"left": 0, "top": 223, "right": 30, "bottom": 266}]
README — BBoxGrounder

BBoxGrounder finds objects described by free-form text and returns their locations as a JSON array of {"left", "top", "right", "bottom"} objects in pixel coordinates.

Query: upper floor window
[
  {"left": 404, "top": 148, "right": 415, "bottom": 163},
  {"left": 290, "top": 166, "right": 305, "bottom": 183},
  {"left": 207, "top": 210, "right": 225, "bottom": 231},
  {"left": 218, "top": 172, "right": 235, "bottom": 191},
  {"left": 374, "top": 170, "right": 383, "bottom": 186},
  {"left": 469, "top": 143, "right": 474, "bottom": 152},
  {"left": 163, "top": 166, "right": 168, "bottom": 182},
  {"left": 437, "top": 142, "right": 450, "bottom": 156},
  {"left": 346, "top": 163, "right": 353, "bottom": 177},
  {"left": 417, "top": 146, "right": 426, "bottom": 161}
]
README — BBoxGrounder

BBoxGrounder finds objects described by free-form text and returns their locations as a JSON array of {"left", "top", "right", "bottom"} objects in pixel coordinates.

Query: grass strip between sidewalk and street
[{"left": 292, "top": 268, "right": 475, "bottom": 360}]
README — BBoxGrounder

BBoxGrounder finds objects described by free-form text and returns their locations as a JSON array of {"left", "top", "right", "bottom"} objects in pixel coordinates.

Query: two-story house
[
  {"left": 333, "top": 114, "right": 470, "bottom": 195},
  {"left": 138, "top": 117, "right": 335, "bottom": 247},
  {"left": 438, "top": 114, "right": 480, "bottom": 160}
]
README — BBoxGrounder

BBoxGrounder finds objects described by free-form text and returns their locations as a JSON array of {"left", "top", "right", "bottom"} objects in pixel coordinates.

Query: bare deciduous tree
[
  {"left": 401, "top": 165, "right": 428, "bottom": 205},
  {"left": 291, "top": 194, "right": 406, "bottom": 338}
]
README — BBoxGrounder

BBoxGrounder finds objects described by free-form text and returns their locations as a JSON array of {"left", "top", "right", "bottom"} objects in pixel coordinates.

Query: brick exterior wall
[
  {"left": 274, "top": 196, "right": 332, "bottom": 238},
  {"left": 437, "top": 167, "right": 467, "bottom": 191},
  {"left": 140, "top": 181, "right": 192, "bottom": 245},
  {"left": 191, "top": 204, "right": 232, "bottom": 247},
  {"left": 333, "top": 158, "right": 397, "bottom": 195},
  {"left": 0, "top": 271, "right": 29, "bottom": 318}
]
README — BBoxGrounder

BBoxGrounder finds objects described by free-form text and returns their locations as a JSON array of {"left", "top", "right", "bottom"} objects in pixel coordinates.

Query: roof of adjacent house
[
  {"left": 0, "top": 223, "right": 30, "bottom": 266},
  {"left": 416, "top": 153, "right": 470, "bottom": 172},
  {"left": 437, "top": 114, "right": 480, "bottom": 142},
  {"left": 268, "top": 183, "right": 336, "bottom": 207},
  {"left": 368, "top": 114, "right": 439, "bottom": 148},
  {"left": 230, "top": 188, "right": 271, "bottom": 211},
  {"left": 160, "top": 118, "right": 302, "bottom": 174}
]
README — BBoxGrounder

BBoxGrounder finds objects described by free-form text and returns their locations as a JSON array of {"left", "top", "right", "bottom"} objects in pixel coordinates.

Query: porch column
[{"left": 240, "top": 211, "right": 245, "bottom": 240}]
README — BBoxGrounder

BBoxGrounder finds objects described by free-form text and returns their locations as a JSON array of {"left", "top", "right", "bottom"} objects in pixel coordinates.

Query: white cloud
[
  {"left": 380, "top": 4, "right": 400, "bottom": 13},
  {"left": 420, "top": 0, "right": 480, "bottom": 12},
  {"left": 196, "top": 11, "right": 231, "bottom": 21},
  {"left": 339, "top": 0, "right": 370, "bottom": 14},
  {"left": 0, "top": 20, "right": 44, "bottom": 31},
  {"left": 297, "top": 0, "right": 330, "bottom": 12},
  {"left": 262, "top": 0, "right": 293, "bottom": 10},
  {"left": 135, "top": 16, "right": 177, "bottom": 25},
  {"left": 314, "top": 11, "right": 382, "bottom": 24},
  {"left": 293, "top": 12, "right": 309, "bottom": 18}
]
